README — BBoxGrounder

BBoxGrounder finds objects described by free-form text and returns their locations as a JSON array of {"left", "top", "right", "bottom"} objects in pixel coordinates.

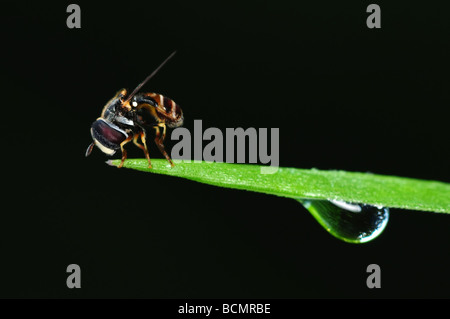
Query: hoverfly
[{"left": 85, "top": 51, "right": 183, "bottom": 168}]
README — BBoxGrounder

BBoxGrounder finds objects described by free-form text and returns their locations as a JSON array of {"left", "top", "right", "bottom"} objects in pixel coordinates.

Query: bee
[{"left": 85, "top": 52, "right": 183, "bottom": 168}]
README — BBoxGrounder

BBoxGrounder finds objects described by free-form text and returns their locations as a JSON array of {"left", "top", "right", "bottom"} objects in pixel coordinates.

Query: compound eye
[{"left": 90, "top": 119, "right": 128, "bottom": 155}]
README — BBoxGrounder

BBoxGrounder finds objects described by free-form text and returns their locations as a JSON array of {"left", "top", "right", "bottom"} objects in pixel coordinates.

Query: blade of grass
[{"left": 108, "top": 159, "right": 450, "bottom": 214}]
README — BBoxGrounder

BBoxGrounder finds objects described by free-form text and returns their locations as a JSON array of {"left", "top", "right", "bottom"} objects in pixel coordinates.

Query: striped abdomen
[{"left": 133, "top": 92, "right": 183, "bottom": 128}]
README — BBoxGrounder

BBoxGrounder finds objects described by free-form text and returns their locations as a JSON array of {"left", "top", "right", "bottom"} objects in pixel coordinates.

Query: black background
[{"left": 0, "top": 1, "right": 449, "bottom": 298}]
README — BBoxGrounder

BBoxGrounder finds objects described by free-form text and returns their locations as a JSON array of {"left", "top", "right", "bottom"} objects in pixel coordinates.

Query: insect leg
[
  {"left": 154, "top": 123, "right": 174, "bottom": 167},
  {"left": 134, "top": 132, "right": 152, "bottom": 168},
  {"left": 132, "top": 133, "right": 146, "bottom": 152},
  {"left": 118, "top": 135, "right": 133, "bottom": 168}
]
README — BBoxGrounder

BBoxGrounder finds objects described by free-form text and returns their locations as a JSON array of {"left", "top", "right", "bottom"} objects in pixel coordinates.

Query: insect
[{"left": 85, "top": 51, "right": 183, "bottom": 168}]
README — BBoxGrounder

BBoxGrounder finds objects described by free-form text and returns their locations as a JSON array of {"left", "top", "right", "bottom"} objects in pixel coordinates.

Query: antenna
[{"left": 124, "top": 51, "right": 176, "bottom": 105}]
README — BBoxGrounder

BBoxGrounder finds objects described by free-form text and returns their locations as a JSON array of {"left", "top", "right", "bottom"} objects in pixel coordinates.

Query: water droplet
[{"left": 297, "top": 199, "right": 389, "bottom": 243}]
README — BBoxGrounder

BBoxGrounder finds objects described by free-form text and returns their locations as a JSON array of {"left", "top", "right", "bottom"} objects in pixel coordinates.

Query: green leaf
[{"left": 108, "top": 159, "right": 450, "bottom": 214}]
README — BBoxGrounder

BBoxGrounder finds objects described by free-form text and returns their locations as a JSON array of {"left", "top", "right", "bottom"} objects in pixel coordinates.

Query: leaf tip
[{"left": 105, "top": 159, "right": 118, "bottom": 167}]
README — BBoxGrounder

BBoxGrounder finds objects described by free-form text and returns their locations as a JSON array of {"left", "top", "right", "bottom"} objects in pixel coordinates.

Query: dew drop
[{"left": 297, "top": 199, "right": 389, "bottom": 243}]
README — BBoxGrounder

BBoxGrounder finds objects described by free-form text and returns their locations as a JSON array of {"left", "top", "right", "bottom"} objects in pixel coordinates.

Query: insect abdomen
[{"left": 136, "top": 93, "right": 184, "bottom": 128}]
